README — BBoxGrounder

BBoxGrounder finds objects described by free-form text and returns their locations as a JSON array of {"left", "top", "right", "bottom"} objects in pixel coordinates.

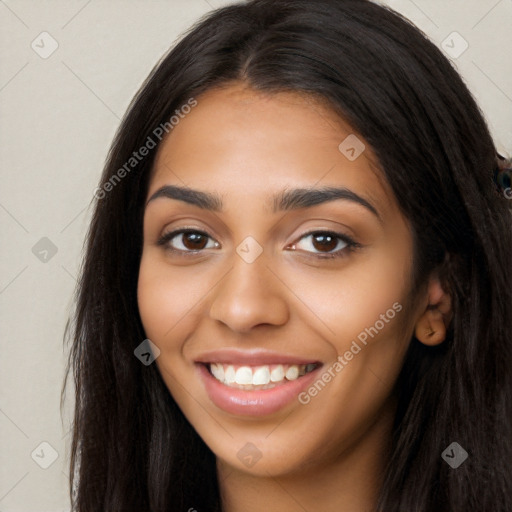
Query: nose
[{"left": 208, "top": 251, "right": 290, "bottom": 333}]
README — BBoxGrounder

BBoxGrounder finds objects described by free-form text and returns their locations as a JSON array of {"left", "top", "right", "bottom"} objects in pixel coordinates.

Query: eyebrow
[{"left": 146, "top": 184, "right": 380, "bottom": 219}]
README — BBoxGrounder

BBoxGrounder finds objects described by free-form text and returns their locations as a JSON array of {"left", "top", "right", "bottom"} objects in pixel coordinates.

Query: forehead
[{"left": 149, "top": 83, "right": 394, "bottom": 215}]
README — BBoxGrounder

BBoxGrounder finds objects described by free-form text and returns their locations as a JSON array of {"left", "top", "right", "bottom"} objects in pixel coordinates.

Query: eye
[
  {"left": 288, "top": 230, "right": 359, "bottom": 259},
  {"left": 157, "top": 228, "right": 220, "bottom": 254}
]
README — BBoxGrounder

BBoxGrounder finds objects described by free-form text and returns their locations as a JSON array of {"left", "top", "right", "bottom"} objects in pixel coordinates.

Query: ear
[{"left": 414, "top": 277, "right": 452, "bottom": 346}]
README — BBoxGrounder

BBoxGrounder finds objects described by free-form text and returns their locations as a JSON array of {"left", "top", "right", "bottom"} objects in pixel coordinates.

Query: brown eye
[
  {"left": 290, "top": 230, "right": 359, "bottom": 259},
  {"left": 310, "top": 233, "right": 339, "bottom": 252},
  {"left": 180, "top": 232, "right": 208, "bottom": 250},
  {"left": 157, "top": 229, "right": 219, "bottom": 253}
]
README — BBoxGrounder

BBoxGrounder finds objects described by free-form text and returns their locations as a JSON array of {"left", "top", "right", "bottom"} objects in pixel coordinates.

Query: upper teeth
[{"left": 209, "top": 363, "right": 316, "bottom": 388}]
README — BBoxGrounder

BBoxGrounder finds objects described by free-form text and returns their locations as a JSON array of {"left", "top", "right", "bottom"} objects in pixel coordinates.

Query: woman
[{"left": 63, "top": 0, "right": 512, "bottom": 510}]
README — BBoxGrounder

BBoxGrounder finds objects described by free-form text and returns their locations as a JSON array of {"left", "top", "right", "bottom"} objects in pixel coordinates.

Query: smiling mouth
[{"left": 204, "top": 362, "right": 319, "bottom": 390}]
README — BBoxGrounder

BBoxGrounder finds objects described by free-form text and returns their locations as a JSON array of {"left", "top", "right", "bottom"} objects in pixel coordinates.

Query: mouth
[
  {"left": 205, "top": 362, "right": 319, "bottom": 390},
  {"left": 195, "top": 351, "right": 323, "bottom": 416}
]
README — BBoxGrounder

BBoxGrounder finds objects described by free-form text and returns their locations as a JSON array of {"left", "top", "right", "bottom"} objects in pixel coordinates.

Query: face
[{"left": 137, "top": 83, "right": 417, "bottom": 477}]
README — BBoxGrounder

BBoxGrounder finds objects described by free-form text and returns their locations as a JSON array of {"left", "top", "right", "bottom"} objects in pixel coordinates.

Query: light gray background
[{"left": 1, "top": 0, "right": 511, "bottom": 510}]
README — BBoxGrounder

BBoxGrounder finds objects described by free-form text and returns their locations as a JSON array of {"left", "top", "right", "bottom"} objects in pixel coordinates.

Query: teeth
[
  {"left": 285, "top": 366, "right": 299, "bottom": 380},
  {"left": 211, "top": 363, "right": 224, "bottom": 382},
  {"left": 270, "top": 365, "right": 284, "bottom": 382},
  {"left": 252, "top": 366, "right": 271, "bottom": 385},
  {"left": 224, "top": 365, "right": 236, "bottom": 384},
  {"left": 208, "top": 362, "right": 316, "bottom": 389},
  {"left": 305, "top": 363, "right": 316, "bottom": 373},
  {"left": 235, "top": 366, "right": 253, "bottom": 385}
]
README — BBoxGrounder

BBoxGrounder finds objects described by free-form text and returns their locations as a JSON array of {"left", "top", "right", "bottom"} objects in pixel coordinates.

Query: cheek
[
  {"left": 285, "top": 246, "right": 413, "bottom": 435},
  {"left": 137, "top": 254, "right": 203, "bottom": 399},
  {"left": 137, "top": 251, "right": 210, "bottom": 342},
  {"left": 137, "top": 267, "right": 176, "bottom": 342},
  {"left": 280, "top": 248, "right": 411, "bottom": 351}
]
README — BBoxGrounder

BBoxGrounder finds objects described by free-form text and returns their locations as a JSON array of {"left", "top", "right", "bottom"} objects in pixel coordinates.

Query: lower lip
[{"left": 197, "top": 363, "right": 323, "bottom": 416}]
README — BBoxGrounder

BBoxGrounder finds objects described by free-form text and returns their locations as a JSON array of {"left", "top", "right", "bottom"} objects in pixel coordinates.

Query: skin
[{"left": 137, "top": 82, "right": 450, "bottom": 512}]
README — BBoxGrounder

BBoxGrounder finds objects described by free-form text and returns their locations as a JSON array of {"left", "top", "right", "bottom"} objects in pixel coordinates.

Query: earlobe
[
  {"left": 414, "top": 278, "right": 452, "bottom": 346},
  {"left": 415, "top": 309, "right": 447, "bottom": 345}
]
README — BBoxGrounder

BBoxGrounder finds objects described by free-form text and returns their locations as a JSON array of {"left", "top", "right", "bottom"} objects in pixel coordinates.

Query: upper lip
[{"left": 195, "top": 348, "right": 320, "bottom": 366}]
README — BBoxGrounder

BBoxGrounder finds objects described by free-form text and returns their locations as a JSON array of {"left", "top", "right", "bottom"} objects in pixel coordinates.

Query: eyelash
[{"left": 156, "top": 228, "right": 360, "bottom": 260}]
